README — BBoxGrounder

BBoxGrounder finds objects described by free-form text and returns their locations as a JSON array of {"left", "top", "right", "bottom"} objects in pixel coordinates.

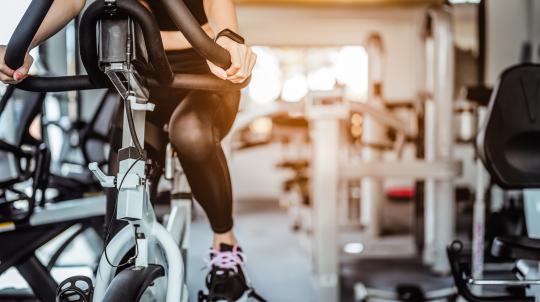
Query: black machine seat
[
  {"left": 492, "top": 236, "right": 540, "bottom": 261},
  {"left": 477, "top": 64, "right": 540, "bottom": 189}
]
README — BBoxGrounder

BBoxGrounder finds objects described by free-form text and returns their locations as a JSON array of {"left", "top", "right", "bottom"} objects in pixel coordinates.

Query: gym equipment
[
  {"left": 43, "top": 90, "right": 120, "bottom": 202},
  {"left": 303, "top": 8, "right": 459, "bottom": 301},
  {"left": 0, "top": 85, "right": 106, "bottom": 302},
  {"left": 0, "top": 86, "right": 48, "bottom": 223},
  {"left": 448, "top": 64, "right": 540, "bottom": 301},
  {"left": 6, "top": 0, "right": 247, "bottom": 301}
]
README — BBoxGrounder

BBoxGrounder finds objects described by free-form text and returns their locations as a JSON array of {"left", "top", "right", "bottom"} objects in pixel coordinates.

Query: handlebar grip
[
  {"left": 15, "top": 75, "right": 104, "bottom": 92},
  {"left": 5, "top": 0, "right": 54, "bottom": 70},
  {"left": 160, "top": 0, "right": 231, "bottom": 70}
]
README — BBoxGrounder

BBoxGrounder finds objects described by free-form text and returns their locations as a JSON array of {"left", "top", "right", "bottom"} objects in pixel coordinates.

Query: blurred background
[{"left": 1, "top": 0, "right": 540, "bottom": 301}]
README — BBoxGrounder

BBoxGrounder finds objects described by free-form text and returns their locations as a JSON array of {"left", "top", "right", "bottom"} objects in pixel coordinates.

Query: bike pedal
[
  {"left": 56, "top": 276, "right": 93, "bottom": 302},
  {"left": 198, "top": 290, "right": 209, "bottom": 302}
]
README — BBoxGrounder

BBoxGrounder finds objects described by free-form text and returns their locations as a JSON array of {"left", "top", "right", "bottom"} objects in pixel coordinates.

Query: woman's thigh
[{"left": 167, "top": 90, "right": 241, "bottom": 156}]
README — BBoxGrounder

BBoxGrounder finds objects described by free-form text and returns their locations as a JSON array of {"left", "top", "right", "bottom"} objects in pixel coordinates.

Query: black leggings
[{"left": 107, "top": 49, "right": 240, "bottom": 235}]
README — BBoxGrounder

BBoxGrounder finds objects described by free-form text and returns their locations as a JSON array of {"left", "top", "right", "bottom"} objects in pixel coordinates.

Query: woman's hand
[
  {"left": 0, "top": 46, "right": 33, "bottom": 85},
  {"left": 207, "top": 37, "right": 256, "bottom": 84}
]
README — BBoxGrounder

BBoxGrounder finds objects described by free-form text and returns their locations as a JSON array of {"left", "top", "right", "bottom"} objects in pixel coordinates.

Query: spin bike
[{"left": 6, "top": 0, "right": 248, "bottom": 301}]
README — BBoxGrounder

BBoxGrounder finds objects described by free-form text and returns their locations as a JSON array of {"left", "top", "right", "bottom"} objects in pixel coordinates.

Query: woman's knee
[{"left": 168, "top": 112, "right": 217, "bottom": 162}]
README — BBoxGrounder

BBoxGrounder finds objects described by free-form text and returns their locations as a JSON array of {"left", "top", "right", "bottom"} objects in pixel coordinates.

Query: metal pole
[
  {"left": 361, "top": 34, "right": 386, "bottom": 237},
  {"left": 430, "top": 7, "right": 455, "bottom": 274},
  {"left": 309, "top": 100, "right": 343, "bottom": 302},
  {"left": 424, "top": 99, "right": 437, "bottom": 264},
  {"left": 423, "top": 29, "right": 437, "bottom": 265},
  {"left": 471, "top": 108, "right": 488, "bottom": 294}
]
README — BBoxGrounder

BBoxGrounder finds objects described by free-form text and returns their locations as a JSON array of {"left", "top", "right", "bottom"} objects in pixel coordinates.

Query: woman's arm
[
  {"left": 204, "top": 0, "right": 256, "bottom": 83},
  {"left": 30, "top": 0, "right": 87, "bottom": 49},
  {"left": 204, "top": 0, "right": 239, "bottom": 33},
  {"left": 0, "top": 0, "right": 86, "bottom": 84}
]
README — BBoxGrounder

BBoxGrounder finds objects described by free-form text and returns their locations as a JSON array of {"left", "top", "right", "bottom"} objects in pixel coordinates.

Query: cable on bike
[{"left": 102, "top": 156, "right": 142, "bottom": 268}]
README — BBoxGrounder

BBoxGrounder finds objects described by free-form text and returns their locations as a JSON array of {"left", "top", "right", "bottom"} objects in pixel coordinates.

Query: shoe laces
[{"left": 207, "top": 246, "right": 246, "bottom": 273}]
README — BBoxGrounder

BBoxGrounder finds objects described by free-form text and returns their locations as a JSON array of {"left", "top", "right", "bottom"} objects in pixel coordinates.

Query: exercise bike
[
  {"left": 447, "top": 63, "right": 540, "bottom": 302},
  {"left": 0, "top": 82, "right": 107, "bottom": 302},
  {"left": 6, "top": 0, "right": 248, "bottom": 301}
]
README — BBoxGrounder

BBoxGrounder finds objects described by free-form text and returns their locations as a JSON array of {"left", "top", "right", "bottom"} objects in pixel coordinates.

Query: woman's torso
[
  {"left": 145, "top": 0, "right": 208, "bottom": 30},
  {"left": 142, "top": 0, "right": 209, "bottom": 73}
]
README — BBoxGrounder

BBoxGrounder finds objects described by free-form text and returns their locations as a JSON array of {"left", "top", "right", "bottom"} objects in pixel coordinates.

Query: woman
[{"left": 0, "top": 0, "right": 259, "bottom": 300}]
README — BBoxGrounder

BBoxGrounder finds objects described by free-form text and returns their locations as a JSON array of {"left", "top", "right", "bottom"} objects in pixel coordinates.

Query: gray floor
[{"left": 187, "top": 199, "right": 316, "bottom": 302}]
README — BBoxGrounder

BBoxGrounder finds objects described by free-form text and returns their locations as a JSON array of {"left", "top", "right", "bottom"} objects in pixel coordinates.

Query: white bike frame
[{"left": 89, "top": 21, "right": 193, "bottom": 300}]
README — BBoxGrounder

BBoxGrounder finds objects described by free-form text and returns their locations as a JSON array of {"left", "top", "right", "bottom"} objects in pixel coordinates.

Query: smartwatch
[{"left": 215, "top": 29, "right": 245, "bottom": 45}]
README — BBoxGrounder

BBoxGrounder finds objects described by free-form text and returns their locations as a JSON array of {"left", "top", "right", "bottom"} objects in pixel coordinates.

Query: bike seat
[
  {"left": 476, "top": 64, "right": 540, "bottom": 189},
  {"left": 492, "top": 235, "right": 540, "bottom": 261}
]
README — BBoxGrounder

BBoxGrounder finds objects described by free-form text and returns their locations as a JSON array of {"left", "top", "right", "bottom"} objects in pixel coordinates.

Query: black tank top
[{"left": 146, "top": 0, "right": 208, "bottom": 31}]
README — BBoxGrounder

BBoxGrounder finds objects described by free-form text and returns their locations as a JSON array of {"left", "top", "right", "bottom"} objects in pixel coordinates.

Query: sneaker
[{"left": 198, "top": 243, "right": 266, "bottom": 302}]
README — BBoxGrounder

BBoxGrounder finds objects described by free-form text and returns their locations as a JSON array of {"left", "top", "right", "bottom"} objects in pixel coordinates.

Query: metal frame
[
  {"left": 423, "top": 7, "right": 455, "bottom": 274},
  {"left": 88, "top": 15, "right": 193, "bottom": 302}
]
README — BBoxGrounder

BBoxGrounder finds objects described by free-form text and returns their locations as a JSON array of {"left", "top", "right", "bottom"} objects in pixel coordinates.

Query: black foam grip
[
  {"left": 159, "top": 0, "right": 232, "bottom": 69},
  {"left": 5, "top": 0, "right": 54, "bottom": 70},
  {"left": 15, "top": 75, "right": 104, "bottom": 92}
]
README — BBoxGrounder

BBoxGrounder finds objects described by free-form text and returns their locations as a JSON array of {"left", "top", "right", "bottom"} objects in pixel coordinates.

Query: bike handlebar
[
  {"left": 5, "top": 0, "right": 54, "bottom": 70},
  {"left": 159, "top": 0, "right": 231, "bottom": 70},
  {"left": 6, "top": 0, "right": 238, "bottom": 92},
  {"left": 15, "top": 74, "right": 249, "bottom": 92}
]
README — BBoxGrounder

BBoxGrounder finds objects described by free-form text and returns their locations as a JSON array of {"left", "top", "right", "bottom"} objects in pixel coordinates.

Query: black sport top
[{"left": 146, "top": 0, "right": 208, "bottom": 31}]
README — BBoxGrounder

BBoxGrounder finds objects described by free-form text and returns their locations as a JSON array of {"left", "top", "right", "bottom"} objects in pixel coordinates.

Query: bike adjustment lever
[{"left": 89, "top": 162, "right": 116, "bottom": 188}]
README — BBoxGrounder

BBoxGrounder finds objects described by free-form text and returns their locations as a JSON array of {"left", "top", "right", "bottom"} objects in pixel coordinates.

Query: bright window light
[
  {"left": 307, "top": 67, "right": 336, "bottom": 91},
  {"left": 281, "top": 73, "right": 308, "bottom": 102},
  {"left": 249, "top": 117, "right": 273, "bottom": 136},
  {"left": 334, "top": 46, "right": 368, "bottom": 100},
  {"left": 246, "top": 46, "right": 369, "bottom": 104},
  {"left": 248, "top": 47, "right": 282, "bottom": 104},
  {"left": 344, "top": 242, "right": 365, "bottom": 254}
]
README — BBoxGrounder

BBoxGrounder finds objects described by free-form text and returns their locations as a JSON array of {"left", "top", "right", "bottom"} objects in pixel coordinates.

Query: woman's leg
[{"left": 167, "top": 89, "right": 240, "bottom": 247}]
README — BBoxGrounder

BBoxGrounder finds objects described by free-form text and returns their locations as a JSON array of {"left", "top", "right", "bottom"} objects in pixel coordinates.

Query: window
[{"left": 247, "top": 46, "right": 368, "bottom": 104}]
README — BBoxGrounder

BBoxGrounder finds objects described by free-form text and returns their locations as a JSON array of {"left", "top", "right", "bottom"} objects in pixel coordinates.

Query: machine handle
[
  {"left": 14, "top": 73, "right": 248, "bottom": 92},
  {"left": 160, "top": 0, "right": 232, "bottom": 70},
  {"left": 9, "top": 0, "right": 241, "bottom": 92},
  {"left": 5, "top": 0, "right": 54, "bottom": 70}
]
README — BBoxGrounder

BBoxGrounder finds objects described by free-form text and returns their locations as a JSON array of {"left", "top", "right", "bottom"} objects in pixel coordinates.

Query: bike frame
[
  {"left": 5, "top": 1, "right": 245, "bottom": 299},
  {"left": 88, "top": 16, "right": 192, "bottom": 302}
]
